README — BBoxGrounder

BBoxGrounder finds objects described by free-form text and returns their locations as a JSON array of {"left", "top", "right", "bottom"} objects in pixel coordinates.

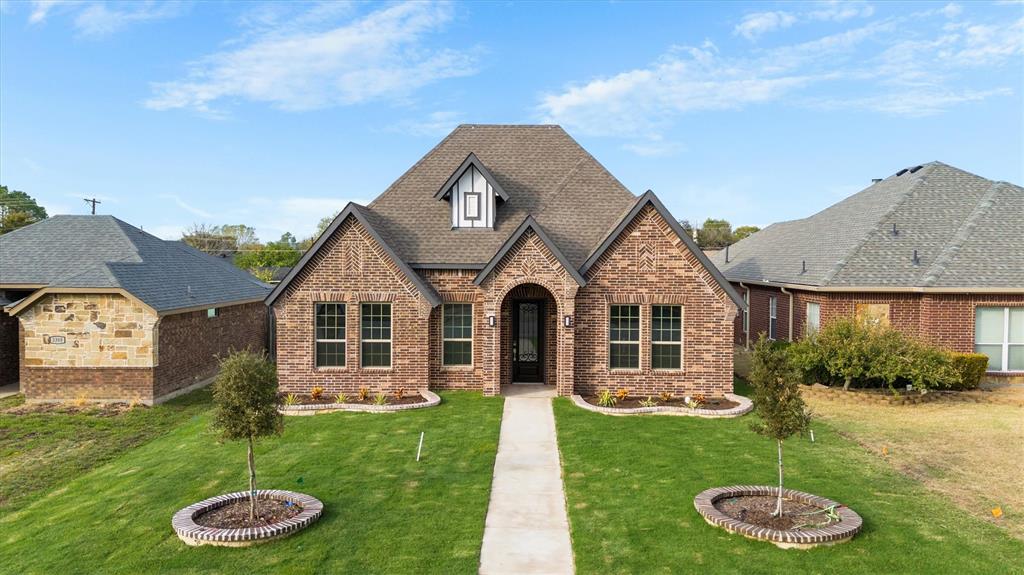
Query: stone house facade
[
  {"left": 1, "top": 215, "right": 271, "bottom": 403},
  {"left": 714, "top": 162, "right": 1023, "bottom": 378},
  {"left": 269, "top": 125, "right": 743, "bottom": 397}
]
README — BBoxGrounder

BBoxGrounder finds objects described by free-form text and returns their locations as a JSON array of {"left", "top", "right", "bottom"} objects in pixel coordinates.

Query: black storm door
[{"left": 512, "top": 300, "right": 545, "bottom": 383}]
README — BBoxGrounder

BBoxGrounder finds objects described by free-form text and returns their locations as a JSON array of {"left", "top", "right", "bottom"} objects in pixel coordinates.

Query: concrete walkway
[{"left": 480, "top": 385, "right": 574, "bottom": 575}]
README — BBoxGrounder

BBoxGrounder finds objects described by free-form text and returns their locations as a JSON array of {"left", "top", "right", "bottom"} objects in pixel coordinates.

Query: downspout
[
  {"left": 780, "top": 286, "right": 794, "bottom": 342},
  {"left": 738, "top": 282, "right": 751, "bottom": 350}
]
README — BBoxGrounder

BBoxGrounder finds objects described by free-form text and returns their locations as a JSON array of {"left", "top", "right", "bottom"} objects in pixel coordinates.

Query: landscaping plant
[
  {"left": 358, "top": 387, "right": 370, "bottom": 401},
  {"left": 750, "top": 337, "right": 812, "bottom": 517},
  {"left": 373, "top": 393, "right": 389, "bottom": 406},
  {"left": 210, "top": 350, "right": 283, "bottom": 521},
  {"left": 597, "top": 389, "right": 617, "bottom": 407},
  {"left": 310, "top": 386, "right": 324, "bottom": 401},
  {"left": 639, "top": 396, "right": 658, "bottom": 408},
  {"left": 334, "top": 392, "right": 349, "bottom": 404},
  {"left": 615, "top": 388, "right": 630, "bottom": 402}
]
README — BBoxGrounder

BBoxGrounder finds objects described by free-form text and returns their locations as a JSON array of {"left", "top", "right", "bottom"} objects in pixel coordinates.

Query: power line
[{"left": 84, "top": 197, "right": 102, "bottom": 214}]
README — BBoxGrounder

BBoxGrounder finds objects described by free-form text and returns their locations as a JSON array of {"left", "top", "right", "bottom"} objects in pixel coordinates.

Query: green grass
[
  {"left": 0, "top": 392, "right": 503, "bottom": 574},
  {"left": 0, "top": 390, "right": 211, "bottom": 511},
  {"left": 554, "top": 393, "right": 1024, "bottom": 574}
]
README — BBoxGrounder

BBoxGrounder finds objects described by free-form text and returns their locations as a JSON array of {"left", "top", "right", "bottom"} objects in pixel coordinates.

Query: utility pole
[{"left": 84, "top": 197, "right": 101, "bottom": 214}]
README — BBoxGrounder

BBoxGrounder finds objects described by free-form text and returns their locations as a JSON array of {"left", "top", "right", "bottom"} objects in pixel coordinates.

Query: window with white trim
[
  {"left": 442, "top": 303, "right": 473, "bottom": 366},
  {"left": 207, "top": 307, "right": 219, "bottom": 319},
  {"left": 806, "top": 302, "right": 820, "bottom": 336},
  {"left": 315, "top": 303, "right": 345, "bottom": 367},
  {"left": 768, "top": 296, "right": 778, "bottom": 340},
  {"left": 975, "top": 307, "right": 1023, "bottom": 372},
  {"left": 361, "top": 303, "right": 391, "bottom": 368},
  {"left": 651, "top": 305, "right": 682, "bottom": 370},
  {"left": 609, "top": 304, "right": 640, "bottom": 369}
]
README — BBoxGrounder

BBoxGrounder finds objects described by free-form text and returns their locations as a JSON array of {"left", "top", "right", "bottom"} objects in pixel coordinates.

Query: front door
[{"left": 512, "top": 300, "right": 545, "bottom": 383}]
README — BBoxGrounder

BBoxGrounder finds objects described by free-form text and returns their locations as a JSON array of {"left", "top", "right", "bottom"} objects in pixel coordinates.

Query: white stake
[
  {"left": 416, "top": 432, "right": 424, "bottom": 462},
  {"left": 810, "top": 429, "right": 815, "bottom": 443}
]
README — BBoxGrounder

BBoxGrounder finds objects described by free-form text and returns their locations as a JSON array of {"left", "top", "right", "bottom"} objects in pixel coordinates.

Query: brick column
[
  {"left": 482, "top": 299, "right": 500, "bottom": 396},
  {"left": 557, "top": 294, "right": 576, "bottom": 396}
]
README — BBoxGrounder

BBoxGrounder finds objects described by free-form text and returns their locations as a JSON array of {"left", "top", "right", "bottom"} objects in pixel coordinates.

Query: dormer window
[{"left": 435, "top": 153, "right": 509, "bottom": 229}]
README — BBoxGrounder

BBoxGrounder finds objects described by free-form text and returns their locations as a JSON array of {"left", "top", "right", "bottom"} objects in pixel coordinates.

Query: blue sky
[{"left": 2, "top": 1, "right": 1022, "bottom": 243}]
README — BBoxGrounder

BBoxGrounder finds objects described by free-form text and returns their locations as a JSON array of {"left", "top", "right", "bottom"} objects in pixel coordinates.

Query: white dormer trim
[{"left": 435, "top": 153, "right": 509, "bottom": 230}]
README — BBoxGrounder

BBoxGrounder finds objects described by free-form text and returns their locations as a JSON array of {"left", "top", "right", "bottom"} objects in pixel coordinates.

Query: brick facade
[
  {"left": 732, "top": 282, "right": 1024, "bottom": 376},
  {"left": 274, "top": 207, "right": 738, "bottom": 398}
]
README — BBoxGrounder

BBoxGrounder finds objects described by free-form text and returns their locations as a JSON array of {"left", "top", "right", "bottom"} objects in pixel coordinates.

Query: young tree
[
  {"left": 732, "top": 225, "right": 761, "bottom": 242},
  {"left": 210, "top": 350, "right": 283, "bottom": 521},
  {"left": 696, "top": 218, "right": 734, "bottom": 249},
  {"left": 0, "top": 185, "right": 48, "bottom": 234},
  {"left": 749, "top": 337, "right": 812, "bottom": 517}
]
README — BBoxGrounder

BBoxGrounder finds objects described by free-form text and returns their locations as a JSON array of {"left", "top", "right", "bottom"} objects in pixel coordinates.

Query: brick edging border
[
  {"left": 278, "top": 389, "right": 441, "bottom": 416},
  {"left": 570, "top": 393, "right": 753, "bottom": 418},
  {"left": 172, "top": 489, "right": 323, "bottom": 547},
  {"left": 693, "top": 485, "right": 862, "bottom": 549}
]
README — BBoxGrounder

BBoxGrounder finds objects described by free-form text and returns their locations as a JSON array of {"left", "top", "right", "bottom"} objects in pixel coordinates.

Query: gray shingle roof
[
  {"left": 365, "top": 124, "right": 638, "bottom": 267},
  {"left": 711, "top": 162, "right": 1024, "bottom": 289},
  {"left": 1, "top": 215, "right": 270, "bottom": 312}
]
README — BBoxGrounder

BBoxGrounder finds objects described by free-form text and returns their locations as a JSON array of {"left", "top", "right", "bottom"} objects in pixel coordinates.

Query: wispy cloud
[
  {"left": 159, "top": 194, "right": 212, "bottom": 219},
  {"left": 243, "top": 196, "right": 365, "bottom": 240},
  {"left": 735, "top": 1, "right": 875, "bottom": 41},
  {"left": 26, "top": 0, "right": 186, "bottom": 37},
  {"left": 145, "top": 1, "right": 477, "bottom": 116},
  {"left": 388, "top": 110, "right": 465, "bottom": 137},
  {"left": 540, "top": 7, "right": 1021, "bottom": 153}
]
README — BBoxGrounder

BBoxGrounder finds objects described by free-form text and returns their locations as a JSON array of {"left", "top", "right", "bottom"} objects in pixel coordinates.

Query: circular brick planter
[
  {"left": 172, "top": 490, "right": 323, "bottom": 547},
  {"left": 571, "top": 393, "right": 752, "bottom": 418},
  {"left": 694, "top": 485, "right": 862, "bottom": 549},
  {"left": 279, "top": 389, "right": 441, "bottom": 416}
]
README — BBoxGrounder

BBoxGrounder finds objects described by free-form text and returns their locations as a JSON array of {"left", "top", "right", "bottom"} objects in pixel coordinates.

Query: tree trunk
[
  {"left": 843, "top": 376, "right": 851, "bottom": 391},
  {"left": 775, "top": 439, "right": 784, "bottom": 517},
  {"left": 248, "top": 436, "right": 257, "bottom": 522}
]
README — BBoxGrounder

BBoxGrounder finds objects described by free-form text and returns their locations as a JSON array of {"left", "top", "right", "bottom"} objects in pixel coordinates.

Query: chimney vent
[{"left": 872, "top": 178, "right": 882, "bottom": 183}]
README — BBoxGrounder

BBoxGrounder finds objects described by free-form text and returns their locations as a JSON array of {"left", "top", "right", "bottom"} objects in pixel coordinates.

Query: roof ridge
[
  {"left": 921, "top": 181, "right": 1005, "bottom": 286},
  {"left": 368, "top": 126, "right": 464, "bottom": 209},
  {"left": 534, "top": 157, "right": 588, "bottom": 216},
  {"left": 819, "top": 167, "right": 933, "bottom": 285}
]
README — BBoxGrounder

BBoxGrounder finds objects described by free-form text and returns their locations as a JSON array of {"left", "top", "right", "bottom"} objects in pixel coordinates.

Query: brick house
[
  {"left": 0, "top": 215, "right": 270, "bottom": 403},
  {"left": 268, "top": 125, "right": 743, "bottom": 397},
  {"left": 711, "top": 162, "right": 1023, "bottom": 379}
]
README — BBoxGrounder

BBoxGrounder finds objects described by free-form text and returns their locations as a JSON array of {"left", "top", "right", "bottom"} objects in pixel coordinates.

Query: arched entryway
[{"left": 499, "top": 284, "right": 558, "bottom": 387}]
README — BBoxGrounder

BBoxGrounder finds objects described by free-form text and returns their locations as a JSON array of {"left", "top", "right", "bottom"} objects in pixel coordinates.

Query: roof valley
[{"left": 920, "top": 182, "right": 1004, "bottom": 287}]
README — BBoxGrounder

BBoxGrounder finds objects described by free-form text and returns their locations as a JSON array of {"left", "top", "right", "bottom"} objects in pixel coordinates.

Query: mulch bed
[
  {"left": 581, "top": 395, "right": 739, "bottom": 410},
  {"left": 713, "top": 495, "right": 836, "bottom": 531},
  {"left": 193, "top": 499, "right": 304, "bottom": 529},
  {"left": 279, "top": 392, "right": 427, "bottom": 407},
  {"left": 3, "top": 402, "right": 141, "bottom": 417}
]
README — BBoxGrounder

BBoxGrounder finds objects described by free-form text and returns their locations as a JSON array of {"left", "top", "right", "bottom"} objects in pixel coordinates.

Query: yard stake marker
[{"left": 416, "top": 432, "right": 424, "bottom": 462}]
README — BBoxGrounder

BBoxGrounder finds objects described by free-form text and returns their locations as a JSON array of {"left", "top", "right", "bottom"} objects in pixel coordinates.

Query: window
[
  {"left": 361, "top": 303, "right": 392, "bottom": 367},
  {"left": 207, "top": 307, "right": 219, "bottom": 318},
  {"left": 442, "top": 303, "right": 473, "bottom": 366},
  {"left": 768, "top": 296, "right": 778, "bottom": 340},
  {"left": 651, "top": 305, "right": 682, "bottom": 370},
  {"left": 855, "top": 303, "right": 890, "bottom": 327},
  {"left": 609, "top": 305, "right": 640, "bottom": 369},
  {"left": 464, "top": 192, "right": 480, "bottom": 220},
  {"left": 315, "top": 303, "right": 345, "bottom": 367},
  {"left": 975, "top": 307, "right": 1024, "bottom": 372},
  {"left": 742, "top": 290, "right": 749, "bottom": 333},
  {"left": 806, "top": 302, "right": 820, "bottom": 335}
]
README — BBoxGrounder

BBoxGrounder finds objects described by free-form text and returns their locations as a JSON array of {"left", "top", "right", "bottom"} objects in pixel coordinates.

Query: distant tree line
[
  {"left": 678, "top": 218, "right": 760, "bottom": 249},
  {"left": 0, "top": 186, "right": 48, "bottom": 235}
]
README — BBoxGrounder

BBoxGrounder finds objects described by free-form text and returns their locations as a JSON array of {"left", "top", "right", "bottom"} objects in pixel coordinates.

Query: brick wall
[
  {"left": 153, "top": 302, "right": 267, "bottom": 399},
  {"left": 0, "top": 310, "right": 18, "bottom": 386},
  {"left": 575, "top": 205, "right": 736, "bottom": 397}
]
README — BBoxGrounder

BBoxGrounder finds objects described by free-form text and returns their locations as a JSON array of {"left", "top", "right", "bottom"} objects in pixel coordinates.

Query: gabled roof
[
  {"left": 433, "top": 153, "right": 510, "bottom": 201},
  {"left": 711, "top": 162, "right": 1024, "bottom": 290},
  {"left": 265, "top": 203, "right": 441, "bottom": 307},
  {"left": 365, "top": 125, "right": 637, "bottom": 267},
  {"left": 473, "top": 215, "right": 586, "bottom": 287},
  {"left": 582, "top": 191, "right": 746, "bottom": 309},
  {"left": 0, "top": 215, "right": 270, "bottom": 314}
]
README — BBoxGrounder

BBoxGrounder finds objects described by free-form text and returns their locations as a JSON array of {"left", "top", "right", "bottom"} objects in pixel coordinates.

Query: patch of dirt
[
  {"left": 3, "top": 402, "right": 143, "bottom": 417},
  {"left": 582, "top": 395, "right": 739, "bottom": 410},
  {"left": 713, "top": 495, "right": 837, "bottom": 531},
  {"left": 280, "top": 392, "right": 427, "bottom": 407},
  {"left": 194, "top": 498, "right": 303, "bottom": 529}
]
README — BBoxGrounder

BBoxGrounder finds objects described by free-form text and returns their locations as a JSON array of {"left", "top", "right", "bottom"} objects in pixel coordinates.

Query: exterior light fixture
[
  {"left": 488, "top": 315, "right": 496, "bottom": 327},
  {"left": 563, "top": 315, "right": 573, "bottom": 328}
]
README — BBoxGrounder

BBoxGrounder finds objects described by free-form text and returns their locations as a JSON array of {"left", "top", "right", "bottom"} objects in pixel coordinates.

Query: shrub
[
  {"left": 282, "top": 393, "right": 298, "bottom": 407},
  {"left": 310, "top": 386, "right": 324, "bottom": 401},
  {"left": 334, "top": 392, "right": 349, "bottom": 404},
  {"left": 358, "top": 387, "right": 370, "bottom": 401},
  {"left": 659, "top": 391, "right": 673, "bottom": 402},
  {"left": 949, "top": 353, "right": 988, "bottom": 390},
  {"left": 373, "top": 393, "right": 388, "bottom": 406},
  {"left": 211, "top": 350, "right": 283, "bottom": 521},
  {"left": 597, "top": 389, "right": 617, "bottom": 407},
  {"left": 639, "top": 396, "right": 658, "bottom": 407},
  {"left": 394, "top": 387, "right": 406, "bottom": 400},
  {"left": 615, "top": 388, "right": 629, "bottom": 401}
]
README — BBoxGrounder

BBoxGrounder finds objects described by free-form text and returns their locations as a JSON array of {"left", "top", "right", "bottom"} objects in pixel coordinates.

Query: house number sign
[{"left": 47, "top": 335, "right": 66, "bottom": 345}]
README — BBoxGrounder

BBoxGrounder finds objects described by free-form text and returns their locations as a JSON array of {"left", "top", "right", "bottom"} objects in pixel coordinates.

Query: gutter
[
  {"left": 780, "top": 286, "right": 794, "bottom": 342},
  {"left": 730, "top": 278, "right": 1024, "bottom": 295},
  {"left": 738, "top": 282, "right": 751, "bottom": 350}
]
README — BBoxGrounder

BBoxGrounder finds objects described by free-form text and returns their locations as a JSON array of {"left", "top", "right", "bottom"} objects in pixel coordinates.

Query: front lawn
[
  {"left": 554, "top": 393, "right": 1023, "bottom": 573},
  {"left": 0, "top": 392, "right": 503, "bottom": 574}
]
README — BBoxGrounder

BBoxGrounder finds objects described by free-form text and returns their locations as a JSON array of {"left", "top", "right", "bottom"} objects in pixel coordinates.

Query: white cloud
[
  {"left": 735, "top": 11, "right": 798, "bottom": 41},
  {"left": 159, "top": 194, "right": 212, "bottom": 219},
  {"left": 389, "top": 110, "right": 465, "bottom": 137},
  {"left": 26, "top": 1, "right": 184, "bottom": 36},
  {"left": 28, "top": 0, "right": 63, "bottom": 23},
  {"left": 145, "top": 2, "right": 477, "bottom": 115},
  {"left": 541, "top": 9, "right": 1021, "bottom": 152},
  {"left": 735, "top": 1, "right": 874, "bottom": 41}
]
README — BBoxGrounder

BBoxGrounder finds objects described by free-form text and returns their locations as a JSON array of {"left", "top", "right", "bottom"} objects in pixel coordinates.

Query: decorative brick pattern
[
  {"left": 693, "top": 485, "right": 862, "bottom": 549},
  {"left": 279, "top": 389, "right": 441, "bottom": 415},
  {"left": 570, "top": 393, "right": 752, "bottom": 418},
  {"left": 172, "top": 490, "right": 323, "bottom": 547}
]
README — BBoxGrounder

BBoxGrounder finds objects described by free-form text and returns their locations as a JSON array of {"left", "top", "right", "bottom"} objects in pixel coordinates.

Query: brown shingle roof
[{"left": 365, "top": 124, "right": 637, "bottom": 267}]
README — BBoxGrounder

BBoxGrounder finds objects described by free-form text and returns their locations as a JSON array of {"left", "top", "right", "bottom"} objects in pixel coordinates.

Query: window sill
[
  {"left": 441, "top": 365, "right": 474, "bottom": 371},
  {"left": 609, "top": 369, "right": 643, "bottom": 374},
  {"left": 314, "top": 366, "right": 348, "bottom": 372},
  {"left": 652, "top": 369, "right": 685, "bottom": 374},
  {"left": 360, "top": 366, "right": 393, "bottom": 371}
]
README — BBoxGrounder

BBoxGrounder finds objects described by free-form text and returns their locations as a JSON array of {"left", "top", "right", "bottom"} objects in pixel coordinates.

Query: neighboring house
[
  {"left": 268, "top": 125, "right": 743, "bottom": 397},
  {"left": 711, "top": 162, "right": 1023, "bottom": 378},
  {"left": 0, "top": 215, "right": 271, "bottom": 403}
]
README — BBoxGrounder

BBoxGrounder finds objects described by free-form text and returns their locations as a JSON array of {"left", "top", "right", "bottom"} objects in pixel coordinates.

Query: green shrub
[
  {"left": 596, "top": 390, "right": 617, "bottom": 407},
  {"left": 949, "top": 353, "right": 988, "bottom": 390}
]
